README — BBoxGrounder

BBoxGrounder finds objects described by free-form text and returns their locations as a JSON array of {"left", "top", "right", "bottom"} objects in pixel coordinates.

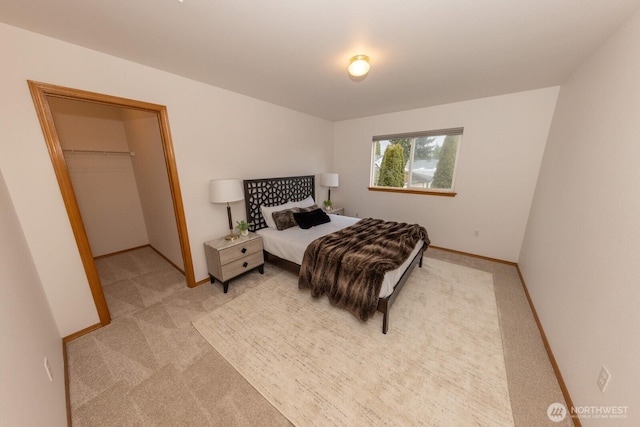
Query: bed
[{"left": 243, "top": 175, "right": 429, "bottom": 333}]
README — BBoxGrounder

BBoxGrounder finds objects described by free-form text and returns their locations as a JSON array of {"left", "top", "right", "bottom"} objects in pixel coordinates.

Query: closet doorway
[{"left": 28, "top": 81, "right": 195, "bottom": 330}]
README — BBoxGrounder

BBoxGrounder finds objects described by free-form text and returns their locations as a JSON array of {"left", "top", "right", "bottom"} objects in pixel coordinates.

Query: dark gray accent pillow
[
  {"left": 272, "top": 208, "right": 299, "bottom": 231},
  {"left": 293, "top": 208, "right": 331, "bottom": 229},
  {"left": 298, "top": 204, "right": 319, "bottom": 213}
]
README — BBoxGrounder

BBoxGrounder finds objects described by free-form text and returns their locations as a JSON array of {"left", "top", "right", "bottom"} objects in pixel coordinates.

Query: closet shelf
[{"left": 62, "top": 149, "right": 135, "bottom": 156}]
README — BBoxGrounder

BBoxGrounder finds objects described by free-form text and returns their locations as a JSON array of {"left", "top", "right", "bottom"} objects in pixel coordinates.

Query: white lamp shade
[
  {"left": 321, "top": 173, "right": 339, "bottom": 188},
  {"left": 209, "top": 179, "right": 244, "bottom": 203}
]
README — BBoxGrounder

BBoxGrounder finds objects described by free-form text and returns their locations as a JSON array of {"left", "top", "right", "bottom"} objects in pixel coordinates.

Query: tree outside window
[{"left": 377, "top": 143, "right": 404, "bottom": 187}]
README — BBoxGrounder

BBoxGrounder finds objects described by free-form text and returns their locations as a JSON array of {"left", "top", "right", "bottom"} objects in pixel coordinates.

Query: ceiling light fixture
[{"left": 348, "top": 55, "right": 370, "bottom": 77}]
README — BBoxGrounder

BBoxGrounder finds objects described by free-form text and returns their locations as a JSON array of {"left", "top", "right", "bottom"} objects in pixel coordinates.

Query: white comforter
[{"left": 256, "top": 214, "right": 423, "bottom": 298}]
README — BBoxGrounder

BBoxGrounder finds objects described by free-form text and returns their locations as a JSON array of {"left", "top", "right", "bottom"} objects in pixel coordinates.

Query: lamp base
[{"left": 224, "top": 233, "right": 240, "bottom": 241}]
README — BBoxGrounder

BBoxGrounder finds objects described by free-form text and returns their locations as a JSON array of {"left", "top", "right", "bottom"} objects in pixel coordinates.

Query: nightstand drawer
[
  {"left": 218, "top": 238, "right": 263, "bottom": 265},
  {"left": 220, "top": 251, "right": 264, "bottom": 282}
]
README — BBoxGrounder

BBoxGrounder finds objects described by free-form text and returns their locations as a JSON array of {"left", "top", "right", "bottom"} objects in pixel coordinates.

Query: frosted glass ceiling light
[{"left": 348, "top": 55, "right": 370, "bottom": 77}]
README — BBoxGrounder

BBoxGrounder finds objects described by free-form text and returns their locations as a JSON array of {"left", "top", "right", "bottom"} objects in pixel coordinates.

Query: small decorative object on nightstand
[
  {"left": 236, "top": 220, "right": 251, "bottom": 236},
  {"left": 204, "top": 232, "right": 264, "bottom": 293},
  {"left": 329, "top": 207, "right": 344, "bottom": 215}
]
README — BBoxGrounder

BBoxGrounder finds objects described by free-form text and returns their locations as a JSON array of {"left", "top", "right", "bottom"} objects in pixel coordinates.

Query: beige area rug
[{"left": 193, "top": 258, "right": 514, "bottom": 426}]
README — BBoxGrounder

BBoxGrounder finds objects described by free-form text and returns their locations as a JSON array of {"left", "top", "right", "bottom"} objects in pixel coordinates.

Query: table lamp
[
  {"left": 321, "top": 173, "right": 339, "bottom": 203},
  {"left": 209, "top": 178, "right": 244, "bottom": 241}
]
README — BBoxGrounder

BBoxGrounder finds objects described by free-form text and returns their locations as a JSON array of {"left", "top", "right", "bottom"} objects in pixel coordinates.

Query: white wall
[
  {"left": 0, "top": 170, "right": 67, "bottom": 426},
  {"left": 47, "top": 97, "right": 129, "bottom": 151},
  {"left": 334, "top": 87, "right": 559, "bottom": 262},
  {"left": 123, "top": 109, "right": 183, "bottom": 268},
  {"left": 0, "top": 22, "right": 333, "bottom": 336},
  {"left": 65, "top": 153, "right": 150, "bottom": 256},
  {"left": 49, "top": 98, "right": 150, "bottom": 257},
  {"left": 519, "top": 9, "right": 640, "bottom": 425}
]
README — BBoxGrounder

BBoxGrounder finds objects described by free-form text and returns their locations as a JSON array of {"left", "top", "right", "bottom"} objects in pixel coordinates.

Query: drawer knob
[
  {"left": 243, "top": 262, "right": 248, "bottom": 268},
  {"left": 241, "top": 247, "right": 247, "bottom": 254}
]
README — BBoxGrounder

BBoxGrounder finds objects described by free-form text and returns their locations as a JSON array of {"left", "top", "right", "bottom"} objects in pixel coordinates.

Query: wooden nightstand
[
  {"left": 204, "top": 232, "right": 264, "bottom": 293},
  {"left": 327, "top": 207, "right": 344, "bottom": 215}
]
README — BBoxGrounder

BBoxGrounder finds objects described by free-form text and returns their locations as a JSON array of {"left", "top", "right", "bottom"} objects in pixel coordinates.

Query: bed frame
[{"left": 243, "top": 175, "right": 427, "bottom": 334}]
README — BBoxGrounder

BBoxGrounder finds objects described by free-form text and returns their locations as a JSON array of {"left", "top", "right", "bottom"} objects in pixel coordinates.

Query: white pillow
[
  {"left": 291, "top": 196, "right": 316, "bottom": 208},
  {"left": 261, "top": 201, "right": 295, "bottom": 228}
]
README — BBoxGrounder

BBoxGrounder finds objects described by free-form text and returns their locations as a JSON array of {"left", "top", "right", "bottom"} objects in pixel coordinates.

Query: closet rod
[{"left": 62, "top": 149, "right": 135, "bottom": 156}]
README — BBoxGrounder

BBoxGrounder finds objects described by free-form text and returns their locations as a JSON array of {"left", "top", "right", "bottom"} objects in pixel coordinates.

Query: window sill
[{"left": 368, "top": 187, "right": 457, "bottom": 197}]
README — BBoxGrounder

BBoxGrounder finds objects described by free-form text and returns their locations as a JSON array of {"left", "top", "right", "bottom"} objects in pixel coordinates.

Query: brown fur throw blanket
[{"left": 298, "top": 218, "right": 429, "bottom": 321}]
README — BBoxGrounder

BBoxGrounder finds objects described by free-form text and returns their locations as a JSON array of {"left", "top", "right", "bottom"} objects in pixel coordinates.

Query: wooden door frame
[{"left": 28, "top": 81, "right": 196, "bottom": 328}]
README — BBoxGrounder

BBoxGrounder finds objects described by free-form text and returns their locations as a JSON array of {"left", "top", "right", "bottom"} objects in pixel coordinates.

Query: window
[{"left": 370, "top": 127, "right": 462, "bottom": 196}]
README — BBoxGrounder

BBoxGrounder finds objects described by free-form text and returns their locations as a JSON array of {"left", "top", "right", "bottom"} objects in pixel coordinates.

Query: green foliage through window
[
  {"left": 431, "top": 135, "right": 458, "bottom": 189},
  {"left": 377, "top": 144, "right": 405, "bottom": 187}
]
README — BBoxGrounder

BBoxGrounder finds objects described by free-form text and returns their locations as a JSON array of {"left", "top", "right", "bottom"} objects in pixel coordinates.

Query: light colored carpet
[
  {"left": 69, "top": 247, "right": 290, "bottom": 426},
  {"left": 194, "top": 258, "right": 515, "bottom": 426},
  {"left": 68, "top": 247, "right": 570, "bottom": 426}
]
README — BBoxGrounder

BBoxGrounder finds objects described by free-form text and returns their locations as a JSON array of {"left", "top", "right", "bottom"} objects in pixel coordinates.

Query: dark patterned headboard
[{"left": 244, "top": 175, "right": 315, "bottom": 232}]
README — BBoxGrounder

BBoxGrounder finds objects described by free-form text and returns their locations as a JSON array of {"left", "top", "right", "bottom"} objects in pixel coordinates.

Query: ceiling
[{"left": 2, "top": 0, "right": 639, "bottom": 121}]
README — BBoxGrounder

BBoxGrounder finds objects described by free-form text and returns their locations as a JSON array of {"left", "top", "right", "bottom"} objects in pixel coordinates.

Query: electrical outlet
[
  {"left": 597, "top": 365, "right": 610, "bottom": 393},
  {"left": 44, "top": 357, "right": 53, "bottom": 382}
]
